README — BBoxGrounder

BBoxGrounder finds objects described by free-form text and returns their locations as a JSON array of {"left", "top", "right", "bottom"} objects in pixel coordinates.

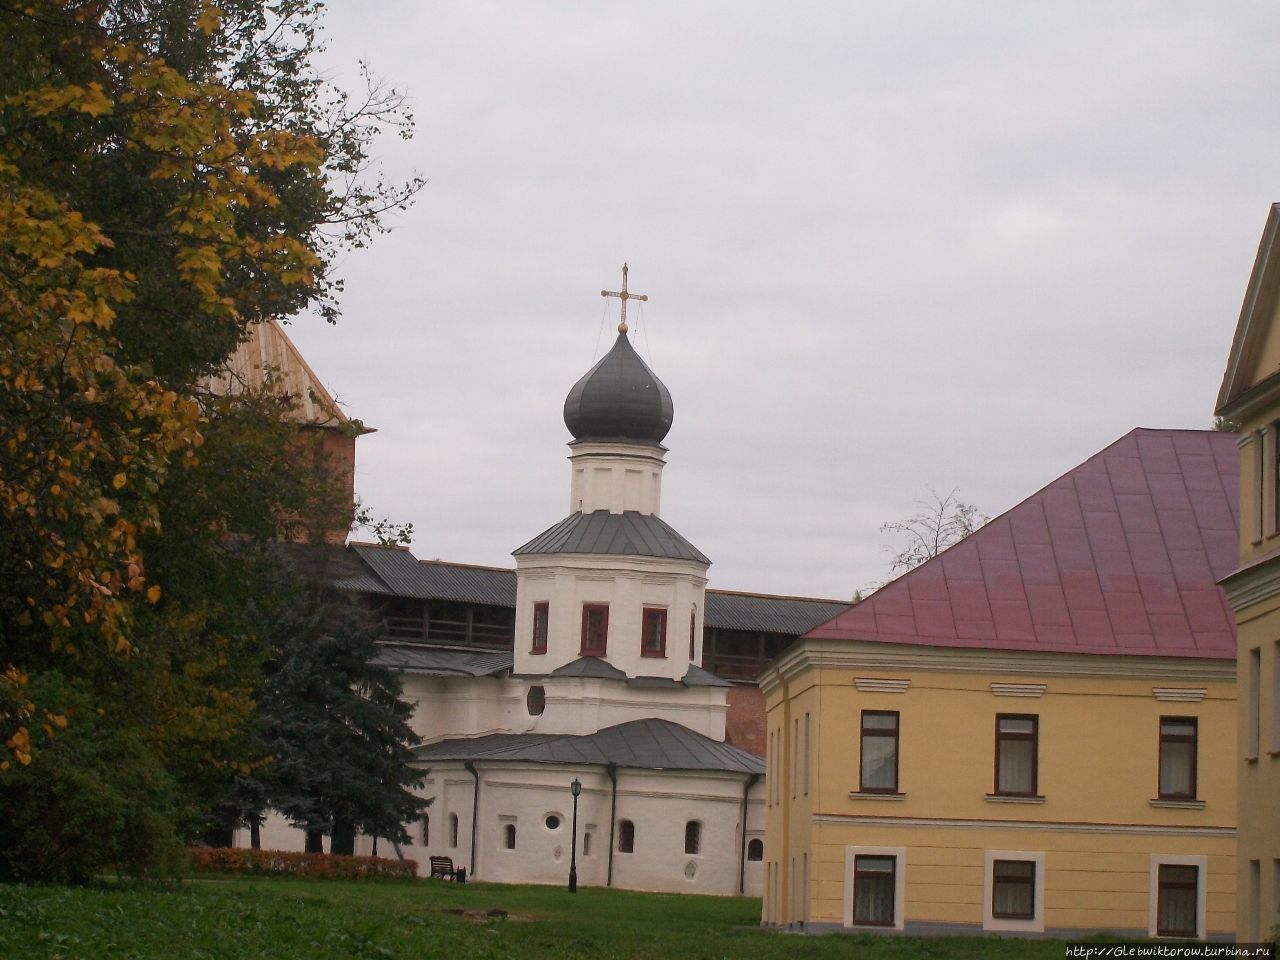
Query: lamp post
[{"left": 568, "top": 778, "right": 582, "bottom": 893}]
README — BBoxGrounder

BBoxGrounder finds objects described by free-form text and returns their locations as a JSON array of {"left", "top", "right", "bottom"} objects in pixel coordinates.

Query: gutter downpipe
[
  {"left": 738, "top": 772, "right": 760, "bottom": 895},
  {"left": 464, "top": 760, "right": 480, "bottom": 878},
  {"left": 606, "top": 762, "right": 618, "bottom": 887}
]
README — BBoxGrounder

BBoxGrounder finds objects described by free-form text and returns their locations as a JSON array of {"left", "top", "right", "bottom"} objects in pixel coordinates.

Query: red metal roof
[{"left": 808, "top": 429, "right": 1239, "bottom": 659}]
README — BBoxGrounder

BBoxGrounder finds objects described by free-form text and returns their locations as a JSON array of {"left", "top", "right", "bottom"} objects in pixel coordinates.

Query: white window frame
[
  {"left": 842, "top": 845, "right": 906, "bottom": 931},
  {"left": 1148, "top": 854, "right": 1207, "bottom": 940},
  {"left": 983, "top": 850, "right": 1045, "bottom": 933}
]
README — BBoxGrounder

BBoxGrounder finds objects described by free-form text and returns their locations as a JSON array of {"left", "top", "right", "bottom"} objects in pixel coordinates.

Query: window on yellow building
[
  {"left": 1156, "top": 864, "right": 1198, "bottom": 938},
  {"left": 1248, "top": 648, "right": 1261, "bottom": 759},
  {"left": 995, "top": 714, "right": 1038, "bottom": 796},
  {"left": 991, "top": 860, "right": 1036, "bottom": 919},
  {"left": 1158, "top": 717, "right": 1197, "bottom": 800},
  {"left": 852, "top": 855, "right": 895, "bottom": 926},
  {"left": 859, "top": 711, "right": 899, "bottom": 793}
]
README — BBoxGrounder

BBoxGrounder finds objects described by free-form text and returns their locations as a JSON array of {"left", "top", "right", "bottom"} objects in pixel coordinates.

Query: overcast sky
[{"left": 283, "top": 2, "right": 1279, "bottom": 600}]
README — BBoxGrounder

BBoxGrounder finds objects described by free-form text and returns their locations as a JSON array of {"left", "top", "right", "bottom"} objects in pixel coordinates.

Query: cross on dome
[{"left": 600, "top": 263, "right": 648, "bottom": 334}]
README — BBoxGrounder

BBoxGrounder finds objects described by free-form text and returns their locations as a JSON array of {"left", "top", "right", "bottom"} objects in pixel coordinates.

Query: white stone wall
[
  {"left": 567, "top": 441, "right": 666, "bottom": 516},
  {"left": 415, "top": 760, "right": 765, "bottom": 896},
  {"left": 513, "top": 555, "right": 708, "bottom": 679},
  {"left": 403, "top": 673, "right": 728, "bottom": 744},
  {"left": 232, "top": 765, "right": 766, "bottom": 897}
]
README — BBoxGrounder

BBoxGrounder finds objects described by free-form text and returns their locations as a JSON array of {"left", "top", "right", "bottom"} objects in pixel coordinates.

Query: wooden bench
[{"left": 429, "top": 856, "right": 462, "bottom": 881}]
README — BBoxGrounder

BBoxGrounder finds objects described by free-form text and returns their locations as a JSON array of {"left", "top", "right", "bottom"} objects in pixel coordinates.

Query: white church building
[{"left": 251, "top": 288, "right": 768, "bottom": 896}]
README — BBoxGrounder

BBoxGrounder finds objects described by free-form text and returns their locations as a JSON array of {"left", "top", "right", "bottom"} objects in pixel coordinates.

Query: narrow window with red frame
[
  {"left": 580, "top": 604, "right": 608, "bottom": 656},
  {"left": 689, "top": 611, "right": 696, "bottom": 660},
  {"left": 642, "top": 607, "right": 667, "bottom": 657},
  {"left": 530, "top": 601, "right": 549, "bottom": 654}
]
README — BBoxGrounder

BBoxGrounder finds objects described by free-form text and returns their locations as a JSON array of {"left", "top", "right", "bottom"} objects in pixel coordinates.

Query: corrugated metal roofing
[
  {"left": 705, "top": 590, "right": 849, "bottom": 635},
  {"left": 346, "top": 544, "right": 517, "bottom": 605},
  {"left": 513, "top": 511, "right": 710, "bottom": 564},
  {"left": 414, "top": 717, "right": 764, "bottom": 773},
  {"left": 808, "top": 429, "right": 1239, "bottom": 659},
  {"left": 341, "top": 543, "right": 846, "bottom": 637},
  {"left": 549, "top": 656, "right": 628, "bottom": 680},
  {"left": 374, "top": 644, "right": 512, "bottom": 677}
]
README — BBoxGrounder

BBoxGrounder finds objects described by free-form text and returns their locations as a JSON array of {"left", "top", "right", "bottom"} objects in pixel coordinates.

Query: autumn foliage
[{"left": 0, "top": 0, "right": 420, "bottom": 880}]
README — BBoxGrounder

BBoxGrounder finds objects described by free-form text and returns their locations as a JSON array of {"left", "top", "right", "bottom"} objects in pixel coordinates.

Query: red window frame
[
  {"left": 1158, "top": 716, "right": 1198, "bottom": 800},
  {"left": 530, "top": 601, "right": 549, "bottom": 654},
  {"left": 991, "top": 859, "right": 1036, "bottom": 919},
  {"left": 994, "top": 714, "right": 1039, "bottom": 797},
  {"left": 1156, "top": 864, "right": 1199, "bottom": 938},
  {"left": 580, "top": 603, "right": 608, "bottom": 656},
  {"left": 852, "top": 855, "right": 896, "bottom": 927},
  {"left": 642, "top": 607, "right": 668, "bottom": 657},
  {"left": 859, "top": 710, "right": 900, "bottom": 794}
]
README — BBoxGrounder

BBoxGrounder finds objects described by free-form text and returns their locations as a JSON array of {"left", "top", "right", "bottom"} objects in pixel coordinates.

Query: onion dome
[{"left": 563, "top": 331, "right": 674, "bottom": 444}]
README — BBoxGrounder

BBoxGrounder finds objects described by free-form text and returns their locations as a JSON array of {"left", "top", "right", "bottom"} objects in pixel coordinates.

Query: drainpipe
[
  {"left": 605, "top": 763, "right": 618, "bottom": 887},
  {"left": 738, "top": 772, "right": 760, "bottom": 895},
  {"left": 464, "top": 760, "right": 480, "bottom": 878}
]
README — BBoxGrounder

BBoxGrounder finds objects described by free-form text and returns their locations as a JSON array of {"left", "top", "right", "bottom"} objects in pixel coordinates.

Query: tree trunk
[
  {"left": 305, "top": 828, "right": 325, "bottom": 854},
  {"left": 330, "top": 820, "right": 356, "bottom": 856},
  {"left": 250, "top": 817, "right": 261, "bottom": 851}
]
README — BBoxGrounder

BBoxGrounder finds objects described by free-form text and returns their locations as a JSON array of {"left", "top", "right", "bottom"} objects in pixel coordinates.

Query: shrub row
[{"left": 189, "top": 846, "right": 418, "bottom": 881}]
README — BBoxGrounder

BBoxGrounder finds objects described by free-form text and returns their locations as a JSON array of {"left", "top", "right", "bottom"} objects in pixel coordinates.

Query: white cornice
[
  {"left": 990, "top": 683, "right": 1046, "bottom": 698},
  {"left": 767, "top": 639, "right": 1235, "bottom": 686},
  {"left": 854, "top": 678, "right": 910, "bottom": 693},
  {"left": 811, "top": 813, "right": 1234, "bottom": 838},
  {"left": 1221, "top": 554, "right": 1280, "bottom": 611},
  {"left": 1152, "top": 687, "right": 1207, "bottom": 703}
]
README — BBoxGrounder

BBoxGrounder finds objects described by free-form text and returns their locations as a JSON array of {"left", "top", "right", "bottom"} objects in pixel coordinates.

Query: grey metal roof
[
  {"left": 549, "top": 656, "right": 628, "bottom": 680},
  {"left": 682, "top": 664, "right": 732, "bottom": 687},
  {"left": 514, "top": 511, "right": 710, "bottom": 564},
  {"left": 704, "top": 590, "right": 848, "bottom": 635},
  {"left": 563, "top": 332, "right": 674, "bottom": 444},
  {"left": 339, "top": 546, "right": 846, "bottom": 638},
  {"left": 414, "top": 717, "right": 763, "bottom": 774},
  {"left": 344, "top": 544, "right": 516, "bottom": 605},
  {"left": 374, "top": 644, "right": 513, "bottom": 677}
]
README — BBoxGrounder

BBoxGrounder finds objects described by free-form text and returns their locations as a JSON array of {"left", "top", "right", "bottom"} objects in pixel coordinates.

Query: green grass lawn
[{"left": 0, "top": 877, "right": 1069, "bottom": 960}]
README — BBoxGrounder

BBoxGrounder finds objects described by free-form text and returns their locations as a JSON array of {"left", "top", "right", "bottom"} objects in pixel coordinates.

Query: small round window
[
  {"left": 526, "top": 685, "right": 546, "bottom": 716},
  {"left": 544, "top": 814, "right": 561, "bottom": 830}
]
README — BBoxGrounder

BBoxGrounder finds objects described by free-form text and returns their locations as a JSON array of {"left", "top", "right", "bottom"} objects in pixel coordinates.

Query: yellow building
[
  {"left": 1216, "top": 201, "right": 1280, "bottom": 943},
  {"left": 762, "top": 428, "right": 1239, "bottom": 939}
]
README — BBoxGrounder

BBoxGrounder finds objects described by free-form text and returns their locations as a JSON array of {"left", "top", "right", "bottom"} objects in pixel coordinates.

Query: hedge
[{"left": 189, "top": 846, "right": 418, "bottom": 881}]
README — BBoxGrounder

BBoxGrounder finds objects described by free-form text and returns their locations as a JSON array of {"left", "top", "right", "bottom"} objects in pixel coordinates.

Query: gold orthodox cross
[{"left": 601, "top": 263, "right": 648, "bottom": 333}]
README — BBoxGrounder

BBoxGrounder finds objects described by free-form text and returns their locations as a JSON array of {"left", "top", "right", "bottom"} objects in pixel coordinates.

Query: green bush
[
  {"left": 188, "top": 847, "right": 418, "bottom": 881},
  {"left": 0, "top": 673, "right": 185, "bottom": 883}
]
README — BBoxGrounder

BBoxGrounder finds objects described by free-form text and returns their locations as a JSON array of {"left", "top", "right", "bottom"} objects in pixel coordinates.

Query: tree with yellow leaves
[{"left": 0, "top": 0, "right": 421, "bottom": 877}]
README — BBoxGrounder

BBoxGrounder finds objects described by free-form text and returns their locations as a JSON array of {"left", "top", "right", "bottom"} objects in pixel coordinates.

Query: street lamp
[{"left": 568, "top": 778, "right": 582, "bottom": 893}]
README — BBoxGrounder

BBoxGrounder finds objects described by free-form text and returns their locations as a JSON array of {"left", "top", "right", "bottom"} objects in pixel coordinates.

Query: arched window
[
  {"left": 617, "top": 819, "right": 635, "bottom": 854},
  {"left": 747, "top": 838, "right": 764, "bottom": 861},
  {"left": 684, "top": 820, "right": 702, "bottom": 855},
  {"left": 448, "top": 813, "right": 459, "bottom": 849},
  {"left": 503, "top": 823, "right": 516, "bottom": 850},
  {"left": 420, "top": 813, "right": 429, "bottom": 847},
  {"left": 583, "top": 832, "right": 592, "bottom": 856}
]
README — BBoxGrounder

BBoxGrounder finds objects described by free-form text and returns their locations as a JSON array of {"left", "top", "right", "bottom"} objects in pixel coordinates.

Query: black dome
[{"left": 563, "top": 332, "right": 673, "bottom": 443}]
